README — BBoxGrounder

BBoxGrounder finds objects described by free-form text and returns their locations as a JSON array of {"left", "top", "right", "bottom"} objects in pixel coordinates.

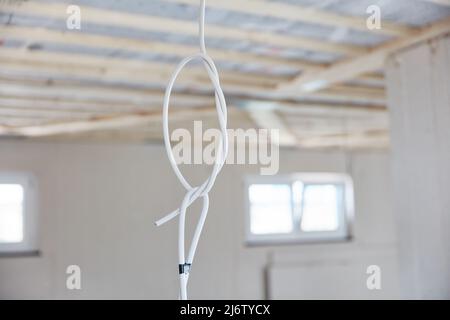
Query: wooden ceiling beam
[
  {"left": 167, "top": 0, "right": 415, "bottom": 36},
  {"left": 4, "top": 107, "right": 217, "bottom": 137},
  {"left": 0, "top": 25, "right": 317, "bottom": 72},
  {"left": 0, "top": 47, "right": 386, "bottom": 104},
  {"left": 252, "top": 101, "right": 387, "bottom": 117},
  {"left": 0, "top": 106, "right": 115, "bottom": 119},
  {"left": 0, "top": 96, "right": 158, "bottom": 113},
  {"left": 0, "top": 26, "right": 384, "bottom": 86},
  {"left": 277, "top": 17, "right": 450, "bottom": 95},
  {"left": 0, "top": 47, "right": 284, "bottom": 88},
  {"left": 0, "top": 80, "right": 215, "bottom": 107},
  {"left": 246, "top": 109, "right": 298, "bottom": 146},
  {"left": 0, "top": 72, "right": 386, "bottom": 107},
  {"left": 2, "top": 1, "right": 364, "bottom": 56}
]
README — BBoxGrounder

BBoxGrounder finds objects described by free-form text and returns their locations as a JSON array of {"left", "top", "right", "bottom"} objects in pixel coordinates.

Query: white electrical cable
[{"left": 154, "top": 0, "right": 228, "bottom": 300}]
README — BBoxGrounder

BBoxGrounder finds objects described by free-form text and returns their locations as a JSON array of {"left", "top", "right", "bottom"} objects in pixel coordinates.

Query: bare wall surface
[
  {"left": 0, "top": 141, "right": 399, "bottom": 299},
  {"left": 386, "top": 35, "right": 450, "bottom": 299}
]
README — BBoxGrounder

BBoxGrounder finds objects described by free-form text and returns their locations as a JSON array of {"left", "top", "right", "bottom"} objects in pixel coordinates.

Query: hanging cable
[{"left": 154, "top": 0, "right": 228, "bottom": 300}]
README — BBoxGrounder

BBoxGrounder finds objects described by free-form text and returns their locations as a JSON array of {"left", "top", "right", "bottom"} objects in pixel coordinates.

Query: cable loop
[{"left": 154, "top": 0, "right": 228, "bottom": 300}]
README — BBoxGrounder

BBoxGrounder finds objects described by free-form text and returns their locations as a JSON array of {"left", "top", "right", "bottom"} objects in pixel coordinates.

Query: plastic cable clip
[{"left": 179, "top": 263, "right": 192, "bottom": 275}]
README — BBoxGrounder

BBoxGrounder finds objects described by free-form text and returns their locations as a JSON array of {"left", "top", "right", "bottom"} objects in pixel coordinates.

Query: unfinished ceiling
[{"left": 0, "top": 0, "right": 449, "bottom": 148}]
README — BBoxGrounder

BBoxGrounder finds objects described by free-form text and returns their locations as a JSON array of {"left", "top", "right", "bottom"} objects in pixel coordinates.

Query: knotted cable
[{"left": 154, "top": 0, "right": 228, "bottom": 300}]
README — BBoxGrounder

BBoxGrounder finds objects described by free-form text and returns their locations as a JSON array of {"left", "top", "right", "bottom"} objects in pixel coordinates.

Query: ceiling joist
[
  {"left": 167, "top": 0, "right": 415, "bottom": 36},
  {"left": 2, "top": 1, "right": 365, "bottom": 56},
  {"left": 278, "top": 16, "right": 450, "bottom": 95},
  {"left": 0, "top": 48, "right": 386, "bottom": 104},
  {"left": 0, "top": 106, "right": 219, "bottom": 137},
  {"left": 0, "top": 0, "right": 446, "bottom": 148},
  {"left": 0, "top": 29, "right": 385, "bottom": 87},
  {"left": 0, "top": 80, "right": 215, "bottom": 108},
  {"left": 0, "top": 47, "right": 284, "bottom": 88},
  {"left": 0, "top": 25, "right": 318, "bottom": 72}
]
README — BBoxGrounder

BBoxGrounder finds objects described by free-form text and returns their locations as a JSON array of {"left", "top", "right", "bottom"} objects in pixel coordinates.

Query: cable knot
[{"left": 154, "top": 0, "right": 227, "bottom": 301}]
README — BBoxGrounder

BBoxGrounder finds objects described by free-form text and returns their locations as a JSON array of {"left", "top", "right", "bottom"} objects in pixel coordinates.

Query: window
[
  {"left": 245, "top": 173, "right": 354, "bottom": 245},
  {"left": 0, "top": 173, "right": 38, "bottom": 254}
]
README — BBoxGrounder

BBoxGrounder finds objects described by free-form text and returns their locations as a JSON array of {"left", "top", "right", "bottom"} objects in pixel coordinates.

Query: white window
[
  {"left": 245, "top": 173, "right": 354, "bottom": 245},
  {"left": 0, "top": 173, "right": 38, "bottom": 254}
]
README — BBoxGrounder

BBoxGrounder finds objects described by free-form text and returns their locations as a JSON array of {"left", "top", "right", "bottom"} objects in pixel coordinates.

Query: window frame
[
  {"left": 244, "top": 173, "right": 354, "bottom": 246},
  {"left": 0, "top": 172, "right": 39, "bottom": 254}
]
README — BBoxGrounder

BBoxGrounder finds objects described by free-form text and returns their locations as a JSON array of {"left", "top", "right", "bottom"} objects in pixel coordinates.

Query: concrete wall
[
  {"left": 0, "top": 140, "right": 399, "bottom": 299},
  {"left": 386, "top": 35, "right": 450, "bottom": 299}
]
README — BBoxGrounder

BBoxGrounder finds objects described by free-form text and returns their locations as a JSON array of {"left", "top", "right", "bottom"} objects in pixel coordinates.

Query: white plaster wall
[
  {"left": 0, "top": 140, "right": 399, "bottom": 299},
  {"left": 386, "top": 35, "right": 450, "bottom": 299}
]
